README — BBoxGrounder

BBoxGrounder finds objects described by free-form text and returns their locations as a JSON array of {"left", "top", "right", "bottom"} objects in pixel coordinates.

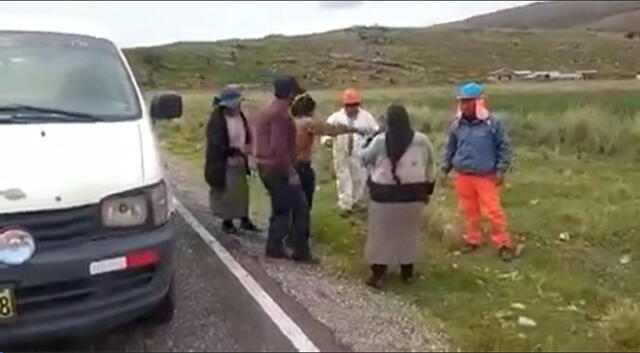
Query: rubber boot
[
  {"left": 401, "top": 264, "right": 414, "bottom": 284},
  {"left": 366, "top": 264, "right": 387, "bottom": 290}
]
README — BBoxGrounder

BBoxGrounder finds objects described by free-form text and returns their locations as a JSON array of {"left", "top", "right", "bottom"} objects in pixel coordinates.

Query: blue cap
[
  {"left": 457, "top": 82, "right": 484, "bottom": 99},
  {"left": 213, "top": 84, "right": 242, "bottom": 109}
]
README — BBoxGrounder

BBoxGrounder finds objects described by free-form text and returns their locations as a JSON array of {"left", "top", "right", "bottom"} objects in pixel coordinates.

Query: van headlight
[{"left": 100, "top": 181, "right": 169, "bottom": 229}]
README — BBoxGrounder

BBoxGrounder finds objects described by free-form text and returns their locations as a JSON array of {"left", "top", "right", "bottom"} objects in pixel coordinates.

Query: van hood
[{"left": 0, "top": 121, "right": 148, "bottom": 214}]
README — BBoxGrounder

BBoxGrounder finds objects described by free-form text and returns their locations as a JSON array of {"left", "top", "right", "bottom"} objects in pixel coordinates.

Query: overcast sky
[{"left": 2, "top": 1, "right": 534, "bottom": 48}]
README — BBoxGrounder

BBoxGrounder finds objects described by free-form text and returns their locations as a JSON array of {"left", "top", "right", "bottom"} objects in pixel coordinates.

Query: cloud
[{"left": 318, "top": 1, "right": 364, "bottom": 10}]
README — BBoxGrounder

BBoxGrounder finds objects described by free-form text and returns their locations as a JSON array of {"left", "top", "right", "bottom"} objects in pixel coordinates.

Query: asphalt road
[{"left": 8, "top": 197, "right": 345, "bottom": 352}]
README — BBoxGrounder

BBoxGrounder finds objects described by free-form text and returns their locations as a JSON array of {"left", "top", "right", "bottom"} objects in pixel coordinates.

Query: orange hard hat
[{"left": 342, "top": 88, "right": 362, "bottom": 105}]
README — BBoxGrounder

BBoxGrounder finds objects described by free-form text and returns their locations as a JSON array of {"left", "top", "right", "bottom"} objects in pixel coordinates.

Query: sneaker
[{"left": 498, "top": 246, "right": 516, "bottom": 262}]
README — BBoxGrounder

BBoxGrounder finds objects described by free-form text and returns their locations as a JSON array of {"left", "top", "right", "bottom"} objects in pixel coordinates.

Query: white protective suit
[{"left": 321, "top": 108, "right": 379, "bottom": 211}]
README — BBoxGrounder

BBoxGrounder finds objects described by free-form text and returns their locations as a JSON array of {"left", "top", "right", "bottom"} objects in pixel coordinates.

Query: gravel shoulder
[{"left": 165, "top": 154, "right": 450, "bottom": 352}]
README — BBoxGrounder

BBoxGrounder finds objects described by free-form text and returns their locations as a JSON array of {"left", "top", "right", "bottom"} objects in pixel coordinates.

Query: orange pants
[{"left": 453, "top": 173, "right": 513, "bottom": 248}]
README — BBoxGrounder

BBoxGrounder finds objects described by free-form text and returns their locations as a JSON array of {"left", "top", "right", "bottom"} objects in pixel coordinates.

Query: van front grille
[
  {"left": 0, "top": 205, "right": 101, "bottom": 248},
  {"left": 16, "top": 267, "right": 156, "bottom": 315}
]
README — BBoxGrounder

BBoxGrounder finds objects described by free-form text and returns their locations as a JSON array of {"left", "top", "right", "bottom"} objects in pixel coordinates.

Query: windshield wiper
[{"left": 0, "top": 104, "right": 108, "bottom": 122}]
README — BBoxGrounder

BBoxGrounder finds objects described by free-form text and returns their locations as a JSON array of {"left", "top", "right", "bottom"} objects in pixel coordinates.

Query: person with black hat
[{"left": 253, "top": 75, "right": 316, "bottom": 263}]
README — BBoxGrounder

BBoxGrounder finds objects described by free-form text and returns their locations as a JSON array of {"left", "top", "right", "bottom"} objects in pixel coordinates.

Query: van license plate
[{"left": 0, "top": 285, "right": 16, "bottom": 322}]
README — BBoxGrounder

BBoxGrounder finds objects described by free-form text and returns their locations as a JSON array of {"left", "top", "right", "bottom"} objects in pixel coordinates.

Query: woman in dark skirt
[{"left": 204, "top": 85, "right": 259, "bottom": 234}]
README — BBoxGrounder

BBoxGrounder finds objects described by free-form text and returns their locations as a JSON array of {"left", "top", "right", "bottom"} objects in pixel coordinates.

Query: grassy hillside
[
  {"left": 125, "top": 25, "right": 640, "bottom": 90},
  {"left": 453, "top": 1, "right": 640, "bottom": 32}
]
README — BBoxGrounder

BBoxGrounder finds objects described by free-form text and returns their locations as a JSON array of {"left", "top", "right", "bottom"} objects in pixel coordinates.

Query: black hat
[{"left": 273, "top": 75, "right": 305, "bottom": 98}]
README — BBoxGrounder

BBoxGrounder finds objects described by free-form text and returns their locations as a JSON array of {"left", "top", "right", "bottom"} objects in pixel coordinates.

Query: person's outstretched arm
[
  {"left": 320, "top": 113, "right": 339, "bottom": 146},
  {"left": 308, "top": 120, "right": 358, "bottom": 136}
]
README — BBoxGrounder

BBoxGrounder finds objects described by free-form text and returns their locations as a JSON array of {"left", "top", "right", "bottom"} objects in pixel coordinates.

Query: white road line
[{"left": 174, "top": 199, "right": 320, "bottom": 353}]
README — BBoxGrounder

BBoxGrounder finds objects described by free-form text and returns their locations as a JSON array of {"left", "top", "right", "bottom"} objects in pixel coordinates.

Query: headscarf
[{"left": 385, "top": 105, "right": 415, "bottom": 185}]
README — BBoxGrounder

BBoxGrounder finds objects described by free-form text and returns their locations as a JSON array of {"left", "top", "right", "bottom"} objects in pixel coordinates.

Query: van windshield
[{"left": 0, "top": 31, "right": 141, "bottom": 122}]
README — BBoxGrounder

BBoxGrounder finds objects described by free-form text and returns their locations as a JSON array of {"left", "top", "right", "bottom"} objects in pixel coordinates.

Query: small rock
[
  {"left": 560, "top": 304, "right": 579, "bottom": 312},
  {"left": 529, "top": 199, "right": 540, "bottom": 206},
  {"left": 495, "top": 310, "right": 513, "bottom": 319},
  {"left": 559, "top": 232, "right": 570, "bottom": 242},
  {"left": 453, "top": 251, "right": 462, "bottom": 257},
  {"left": 620, "top": 254, "right": 632, "bottom": 265},
  {"left": 452, "top": 263, "right": 459, "bottom": 269},
  {"left": 515, "top": 243, "right": 526, "bottom": 257},
  {"left": 511, "top": 303, "right": 527, "bottom": 310},
  {"left": 518, "top": 333, "right": 527, "bottom": 339},
  {"left": 518, "top": 316, "right": 538, "bottom": 328}
]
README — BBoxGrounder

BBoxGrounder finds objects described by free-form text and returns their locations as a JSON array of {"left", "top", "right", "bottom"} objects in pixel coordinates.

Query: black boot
[
  {"left": 240, "top": 217, "right": 260, "bottom": 232},
  {"left": 366, "top": 264, "right": 387, "bottom": 290},
  {"left": 401, "top": 264, "right": 414, "bottom": 284},
  {"left": 222, "top": 220, "right": 238, "bottom": 234}
]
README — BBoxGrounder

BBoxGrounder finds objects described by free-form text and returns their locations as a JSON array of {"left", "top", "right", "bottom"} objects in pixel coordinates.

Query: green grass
[{"left": 157, "top": 82, "right": 640, "bottom": 351}]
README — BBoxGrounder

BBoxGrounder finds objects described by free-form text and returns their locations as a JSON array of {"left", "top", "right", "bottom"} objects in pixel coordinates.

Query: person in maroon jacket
[{"left": 253, "top": 75, "right": 316, "bottom": 263}]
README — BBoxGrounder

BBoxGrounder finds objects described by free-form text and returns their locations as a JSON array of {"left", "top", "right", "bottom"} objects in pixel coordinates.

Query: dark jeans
[
  {"left": 258, "top": 165, "right": 311, "bottom": 259},
  {"left": 295, "top": 162, "right": 316, "bottom": 211}
]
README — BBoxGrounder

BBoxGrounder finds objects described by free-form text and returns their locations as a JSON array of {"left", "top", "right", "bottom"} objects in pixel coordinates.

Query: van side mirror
[{"left": 150, "top": 92, "right": 182, "bottom": 120}]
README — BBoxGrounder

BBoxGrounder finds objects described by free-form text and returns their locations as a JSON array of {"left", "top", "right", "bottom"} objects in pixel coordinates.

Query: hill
[
  {"left": 452, "top": 1, "right": 640, "bottom": 32},
  {"left": 124, "top": 3, "right": 640, "bottom": 89}
]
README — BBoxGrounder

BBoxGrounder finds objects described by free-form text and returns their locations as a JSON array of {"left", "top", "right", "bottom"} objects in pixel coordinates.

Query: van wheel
[{"left": 141, "top": 282, "right": 175, "bottom": 325}]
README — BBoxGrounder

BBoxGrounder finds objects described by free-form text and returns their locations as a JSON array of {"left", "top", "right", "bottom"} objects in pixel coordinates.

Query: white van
[{"left": 0, "top": 18, "right": 182, "bottom": 345}]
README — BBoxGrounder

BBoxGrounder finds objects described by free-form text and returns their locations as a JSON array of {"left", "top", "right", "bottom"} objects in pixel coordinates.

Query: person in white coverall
[{"left": 322, "top": 89, "right": 379, "bottom": 213}]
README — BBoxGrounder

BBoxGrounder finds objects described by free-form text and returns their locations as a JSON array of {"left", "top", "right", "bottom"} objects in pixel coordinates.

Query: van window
[{"left": 0, "top": 31, "right": 141, "bottom": 120}]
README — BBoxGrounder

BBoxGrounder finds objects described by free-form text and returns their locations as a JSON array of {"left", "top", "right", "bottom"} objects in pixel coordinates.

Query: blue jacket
[{"left": 442, "top": 116, "right": 512, "bottom": 175}]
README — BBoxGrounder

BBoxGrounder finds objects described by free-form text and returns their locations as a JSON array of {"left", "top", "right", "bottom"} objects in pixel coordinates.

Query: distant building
[
  {"left": 577, "top": 70, "right": 598, "bottom": 80},
  {"left": 488, "top": 68, "right": 600, "bottom": 82},
  {"left": 489, "top": 68, "right": 515, "bottom": 81},
  {"left": 524, "top": 71, "right": 556, "bottom": 80},
  {"left": 488, "top": 68, "right": 534, "bottom": 82},
  {"left": 550, "top": 72, "right": 582, "bottom": 80}
]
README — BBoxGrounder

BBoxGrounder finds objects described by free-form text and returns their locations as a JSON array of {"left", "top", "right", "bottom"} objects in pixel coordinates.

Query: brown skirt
[
  {"left": 365, "top": 201, "right": 425, "bottom": 265},
  {"left": 209, "top": 163, "right": 249, "bottom": 220}
]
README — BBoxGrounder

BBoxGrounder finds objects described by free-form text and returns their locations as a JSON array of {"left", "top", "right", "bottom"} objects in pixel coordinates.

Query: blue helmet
[{"left": 457, "top": 82, "right": 484, "bottom": 99}]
